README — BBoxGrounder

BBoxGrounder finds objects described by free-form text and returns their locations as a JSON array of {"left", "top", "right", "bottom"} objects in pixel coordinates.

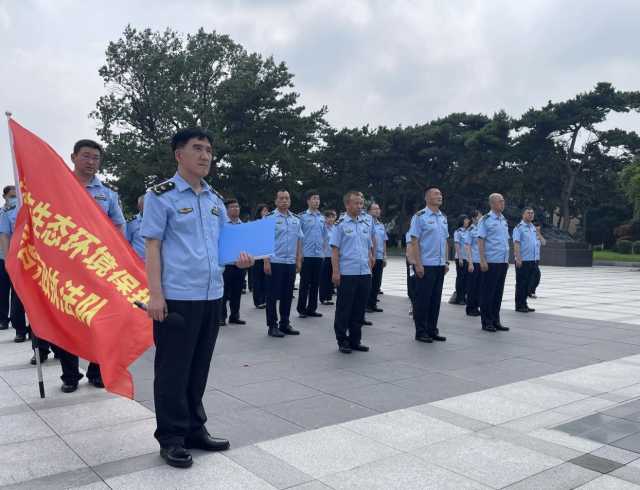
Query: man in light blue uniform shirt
[
  {"left": 331, "top": 191, "right": 373, "bottom": 354},
  {"left": 366, "top": 202, "right": 387, "bottom": 313},
  {"left": 142, "top": 128, "right": 252, "bottom": 468},
  {"left": 53, "top": 140, "right": 127, "bottom": 391},
  {"left": 263, "top": 190, "right": 303, "bottom": 337},
  {"left": 477, "top": 193, "right": 510, "bottom": 332},
  {"left": 513, "top": 207, "right": 537, "bottom": 313},
  {"left": 296, "top": 189, "right": 326, "bottom": 318},
  {"left": 319, "top": 209, "right": 337, "bottom": 305},
  {"left": 0, "top": 185, "right": 16, "bottom": 330},
  {"left": 126, "top": 195, "right": 145, "bottom": 259},
  {"left": 409, "top": 187, "right": 449, "bottom": 343},
  {"left": 463, "top": 209, "right": 483, "bottom": 317},
  {"left": 452, "top": 215, "right": 470, "bottom": 305}
]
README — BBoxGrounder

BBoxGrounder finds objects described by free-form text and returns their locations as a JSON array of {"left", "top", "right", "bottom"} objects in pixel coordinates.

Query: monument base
[{"left": 541, "top": 241, "right": 592, "bottom": 267}]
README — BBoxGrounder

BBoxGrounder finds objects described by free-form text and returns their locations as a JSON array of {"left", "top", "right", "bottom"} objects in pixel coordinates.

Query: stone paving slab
[{"left": 0, "top": 262, "right": 638, "bottom": 487}]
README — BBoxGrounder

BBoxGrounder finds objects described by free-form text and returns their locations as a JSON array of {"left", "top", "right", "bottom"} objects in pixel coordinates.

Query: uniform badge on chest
[
  {"left": 178, "top": 207, "right": 194, "bottom": 214},
  {"left": 94, "top": 194, "right": 107, "bottom": 201},
  {"left": 211, "top": 207, "right": 220, "bottom": 216}
]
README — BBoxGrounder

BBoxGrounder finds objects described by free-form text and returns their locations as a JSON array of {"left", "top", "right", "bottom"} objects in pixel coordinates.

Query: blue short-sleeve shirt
[
  {"left": 300, "top": 210, "right": 326, "bottom": 258},
  {"left": 453, "top": 227, "right": 467, "bottom": 259},
  {"left": 140, "top": 173, "right": 228, "bottom": 301},
  {"left": 323, "top": 224, "right": 334, "bottom": 258},
  {"left": 465, "top": 224, "right": 481, "bottom": 263},
  {"left": 126, "top": 213, "right": 145, "bottom": 260},
  {"left": 512, "top": 221, "right": 537, "bottom": 261},
  {"left": 85, "top": 176, "right": 126, "bottom": 228},
  {"left": 372, "top": 219, "right": 388, "bottom": 259},
  {"left": 477, "top": 211, "right": 509, "bottom": 263},
  {"left": 330, "top": 214, "right": 372, "bottom": 275},
  {"left": 0, "top": 201, "right": 17, "bottom": 241},
  {"left": 265, "top": 210, "right": 303, "bottom": 264},
  {"left": 409, "top": 208, "right": 449, "bottom": 266}
]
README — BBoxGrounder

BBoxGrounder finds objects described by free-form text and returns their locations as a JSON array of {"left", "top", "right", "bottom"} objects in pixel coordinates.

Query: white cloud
[{"left": 1, "top": 0, "right": 639, "bottom": 188}]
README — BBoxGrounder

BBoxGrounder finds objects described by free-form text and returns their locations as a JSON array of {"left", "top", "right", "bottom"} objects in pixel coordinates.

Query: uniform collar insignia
[{"left": 178, "top": 207, "right": 193, "bottom": 214}]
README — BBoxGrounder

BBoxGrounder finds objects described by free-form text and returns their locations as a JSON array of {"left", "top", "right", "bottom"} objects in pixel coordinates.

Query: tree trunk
[{"left": 560, "top": 169, "right": 576, "bottom": 232}]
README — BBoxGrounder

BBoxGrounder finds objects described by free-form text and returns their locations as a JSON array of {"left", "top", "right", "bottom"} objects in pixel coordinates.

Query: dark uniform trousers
[
  {"left": 319, "top": 257, "right": 334, "bottom": 303},
  {"left": 454, "top": 260, "right": 467, "bottom": 302},
  {"left": 480, "top": 262, "right": 508, "bottom": 327},
  {"left": 334, "top": 275, "right": 371, "bottom": 346},
  {"left": 296, "top": 257, "right": 323, "bottom": 314},
  {"left": 528, "top": 260, "right": 541, "bottom": 295},
  {"left": 367, "top": 259, "right": 384, "bottom": 309},
  {"left": 0, "top": 259, "right": 10, "bottom": 325},
  {"left": 413, "top": 266, "right": 446, "bottom": 337},
  {"left": 222, "top": 265, "right": 244, "bottom": 321},
  {"left": 515, "top": 260, "right": 535, "bottom": 309},
  {"left": 266, "top": 263, "right": 296, "bottom": 327},
  {"left": 153, "top": 299, "right": 221, "bottom": 447},
  {"left": 466, "top": 263, "right": 482, "bottom": 314},
  {"left": 252, "top": 259, "right": 267, "bottom": 307}
]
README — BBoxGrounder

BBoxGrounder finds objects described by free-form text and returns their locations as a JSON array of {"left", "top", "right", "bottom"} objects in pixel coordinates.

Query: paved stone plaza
[{"left": 0, "top": 260, "right": 639, "bottom": 488}]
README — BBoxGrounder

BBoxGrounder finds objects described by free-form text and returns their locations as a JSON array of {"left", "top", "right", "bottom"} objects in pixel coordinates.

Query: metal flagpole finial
[{"left": 4, "top": 111, "right": 12, "bottom": 118}]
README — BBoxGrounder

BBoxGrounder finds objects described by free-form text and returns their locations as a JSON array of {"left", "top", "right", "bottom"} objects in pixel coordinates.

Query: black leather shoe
[
  {"left": 268, "top": 326, "right": 285, "bottom": 337},
  {"left": 185, "top": 433, "right": 230, "bottom": 452},
  {"left": 466, "top": 309, "right": 481, "bottom": 317},
  {"left": 415, "top": 335, "right": 433, "bottom": 343},
  {"left": 482, "top": 325, "right": 497, "bottom": 332},
  {"left": 526, "top": 307, "right": 535, "bottom": 312},
  {"left": 515, "top": 307, "right": 529, "bottom": 313},
  {"left": 495, "top": 324, "right": 510, "bottom": 331},
  {"left": 338, "top": 343, "right": 352, "bottom": 354},
  {"left": 362, "top": 320, "right": 373, "bottom": 326},
  {"left": 367, "top": 307, "right": 383, "bottom": 313},
  {"left": 61, "top": 383, "right": 78, "bottom": 393},
  {"left": 256, "top": 304, "right": 266, "bottom": 309},
  {"left": 350, "top": 343, "right": 370, "bottom": 352},
  {"left": 280, "top": 325, "right": 300, "bottom": 335},
  {"left": 30, "top": 352, "right": 49, "bottom": 365},
  {"left": 306, "top": 312, "right": 322, "bottom": 317},
  {"left": 321, "top": 301, "right": 334, "bottom": 305},
  {"left": 88, "top": 377, "right": 105, "bottom": 388},
  {"left": 14, "top": 334, "right": 27, "bottom": 343},
  {"left": 432, "top": 335, "right": 447, "bottom": 342},
  {"left": 229, "top": 318, "right": 246, "bottom": 325},
  {"left": 160, "top": 445, "right": 193, "bottom": 468}
]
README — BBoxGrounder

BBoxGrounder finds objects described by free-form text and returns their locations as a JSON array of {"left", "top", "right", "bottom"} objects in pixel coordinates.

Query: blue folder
[{"left": 218, "top": 219, "right": 275, "bottom": 265}]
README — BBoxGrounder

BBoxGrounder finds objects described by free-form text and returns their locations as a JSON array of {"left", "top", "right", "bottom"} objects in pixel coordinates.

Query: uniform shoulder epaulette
[
  {"left": 150, "top": 181, "right": 175, "bottom": 196},
  {"left": 415, "top": 209, "right": 426, "bottom": 216},
  {"left": 6, "top": 204, "right": 16, "bottom": 211},
  {"left": 479, "top": 213, "right": 490, "bottom": 222},
  {"left": 102, "top": 181, "right": 119, "bottom": 193},
  {"left": 211, "top": 188, "right": 223, "bottom": 200},
  {"left": 335, "top": 217, "right": 343, "bottom": 225}
]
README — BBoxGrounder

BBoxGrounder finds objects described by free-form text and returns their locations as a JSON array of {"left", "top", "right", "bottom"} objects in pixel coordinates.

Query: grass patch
[{"left": 594, "top": 250, "right": 640, "bottom": 262}]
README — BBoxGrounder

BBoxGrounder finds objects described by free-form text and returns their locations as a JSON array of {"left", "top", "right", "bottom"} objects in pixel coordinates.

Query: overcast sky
[{"left": 1, "top": 0, "right": 639, "bottom": 189}]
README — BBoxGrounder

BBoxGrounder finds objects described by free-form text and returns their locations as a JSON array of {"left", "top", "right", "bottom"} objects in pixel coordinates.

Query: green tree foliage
[
  {"left": 620, "top": 157, "right": 640, "bottom": 220},
  {"left": 91, "top": 26, "right": 327, "bottom": 212}
]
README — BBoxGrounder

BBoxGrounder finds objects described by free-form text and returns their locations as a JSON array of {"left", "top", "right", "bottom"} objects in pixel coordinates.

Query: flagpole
[{"left": 5, "top": 111, "right": 46, "bottom": 399}]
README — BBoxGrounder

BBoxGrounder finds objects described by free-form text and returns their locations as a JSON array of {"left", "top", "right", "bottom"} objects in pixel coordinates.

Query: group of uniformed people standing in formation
[{"left": 0, "top": 126, "right": 546, "bottom": 470}]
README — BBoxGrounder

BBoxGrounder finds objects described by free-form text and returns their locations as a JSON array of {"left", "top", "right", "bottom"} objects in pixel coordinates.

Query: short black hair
[
  {"left": 367, "top": 202, "right": 380, "bottom": 211},
  {"left": 343, "top": 190, "right": 361, "bottom": 204},
  {"left": 171, "top": 128, "right": 213, "bottom": 152},
  {"left": 73, "top": 139, "right": 103, "bottom": 156},
  {"left": 2, "top": 185, "right": 15, "bottom": 197},
  {"left": 457, "top": 214, "right": 469, "bottom": 228},
  {"left": 424, "top": 186, "right": 439, "bottom": 195},
  {"left": 275, "top": 189, "right": 289, "bottom": 197},
  {"left": 224, "top": 198, "right": 239, "bottom": 207},
  {"left": 324, "top": 209, "right": 337, "bottom": 218},
  {"left": 254, "top": 203, "right": 269, "bottom": 220},
  {"left": 522, "top": 206, "right": 534, "bottom": 213},
  {"left": 305, "top": 189, "right": 320, "bottom": 201}
]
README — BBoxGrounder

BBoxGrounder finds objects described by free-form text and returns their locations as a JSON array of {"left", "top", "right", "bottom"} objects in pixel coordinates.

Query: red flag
[{"left": 5, "top": 118, "right": 152, "bottom": 398}]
